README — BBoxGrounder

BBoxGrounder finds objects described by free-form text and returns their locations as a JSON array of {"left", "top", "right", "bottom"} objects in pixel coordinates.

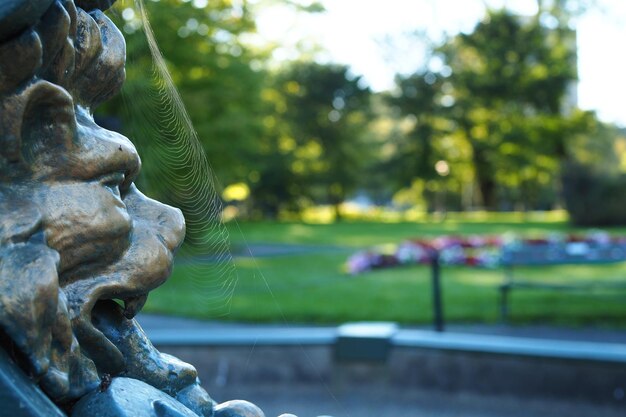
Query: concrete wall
[{"left": 158, "top": 344, "right": 626, "bottom": 406}]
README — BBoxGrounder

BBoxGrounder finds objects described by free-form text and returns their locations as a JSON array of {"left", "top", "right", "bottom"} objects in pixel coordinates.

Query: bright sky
[{"left": 253, "top": 0, "right": 626, "bottom": 126}]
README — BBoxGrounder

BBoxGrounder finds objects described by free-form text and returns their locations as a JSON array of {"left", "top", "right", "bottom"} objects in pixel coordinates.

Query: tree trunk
[
  {"left": 466, "top": 132, "right": 498, "bottom": 210},
  {"left": 334, "top": 203, "right": 342, "bottom": 222},
  {"left": 477, "top": 176, "right": 497, "bottom": 210}
]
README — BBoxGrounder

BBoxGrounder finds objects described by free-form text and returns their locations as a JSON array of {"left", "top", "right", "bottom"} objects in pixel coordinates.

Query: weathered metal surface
[
  {"left": 0, "top": 1, "right": 276, "bottom": 416},
  {"left": 0, "top": 347, "right": 65, "bottom": 417},
  {"left": 214, "top": 401, "right": 267, "bottom": 417},
  {"left": 71, "top": 377, "right": 200, "bottom": 417},
  {"left": 74, "top": 0, "right": 116, "bottom": 12},
  {"left": 0, "top": 0, "right": 55, "bottom": 42}
]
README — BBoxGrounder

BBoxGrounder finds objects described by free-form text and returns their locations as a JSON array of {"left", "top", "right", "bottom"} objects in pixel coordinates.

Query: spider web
[
  {"left": 104, "top": 3, "right": 353, "bottom": 414},
  {"left": 112, "top": 0, "right": 239, "bottom": 316}
]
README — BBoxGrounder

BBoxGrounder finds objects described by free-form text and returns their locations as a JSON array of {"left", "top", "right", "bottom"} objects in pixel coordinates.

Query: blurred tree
[
  {"left": 388, "top": 69, "right": 446, "bottom": 185},
  {"left": 392, "top": 9, "right": 585, "bottom": 210},
  {"left": 562, "top": 119, "right": 626, "bottom": 226},
  {"left": 262, "top": 61, "right": 373, "bottom": 219},
  {"left": 246, "top": 84, "right": 303, "bottom": 218},
  {"left": 97, "top": 0, "right": 265, "bottom": 200}
]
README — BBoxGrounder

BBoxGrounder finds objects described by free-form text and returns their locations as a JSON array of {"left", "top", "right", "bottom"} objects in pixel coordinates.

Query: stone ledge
[
  {"left": 148, "top": 322, "right": 626, "bottom": 365},
  {"left": 393, "top": 329, "right": 626, "bottom": 364}
]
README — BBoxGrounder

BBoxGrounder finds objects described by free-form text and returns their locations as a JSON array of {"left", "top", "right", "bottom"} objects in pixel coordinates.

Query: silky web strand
[{"left": 120, "top": 0, "right": 239, "bottom": 315}]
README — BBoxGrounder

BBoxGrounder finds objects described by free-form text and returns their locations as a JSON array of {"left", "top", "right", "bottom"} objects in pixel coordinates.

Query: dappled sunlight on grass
[
  {"left": 286, "top": 223, "right": 317, "bottom": 239},
  {"left": 226, "top": 216, "right": 604, "bottom": 248},
  {"left": 455, "top": 271, "right": 502, "bottom": 286},
  {"left": 285, "top": 208, "right": 571, "bottom": 225},
  {"left": 300, "top": 206, "right": 335, "bottom": 224},
  {"left": 512, "top": 264, "right": 626, "bottom": 283},
  {"left": 443, "top": 210, "right": 569, "bottom": 223},
  {"left": 144, "top": 219, "right": 626, "bottom": 327}
]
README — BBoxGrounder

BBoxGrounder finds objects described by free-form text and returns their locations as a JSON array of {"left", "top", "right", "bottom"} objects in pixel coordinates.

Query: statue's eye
[{"left": 99, "top": 172, "right": 125, "bottom": 198}]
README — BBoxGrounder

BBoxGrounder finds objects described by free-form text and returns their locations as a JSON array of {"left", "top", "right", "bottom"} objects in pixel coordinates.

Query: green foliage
[
  {"left": 561, "top": 118, "right": 626, "bottom": 226},
  {"left": 91, "top": 0, "right": 616, "bottom": 225},
  {"left": 388, "top": 71, "right": 446, "bottom": 184},
  {"left": 98, "top": 2, "right": 375, "bottom": 220},
  {"left": 390, "top": 9, "right": 588, "bottom": 211},
  {"left": 251, "top": 61, "right": 374, "bottom": 218},
  {"left": 562, "top": 162, "right": 626, "bottom": 226},
  {"left": 98, "top": 0, "right": 265, "bottom": 199}
]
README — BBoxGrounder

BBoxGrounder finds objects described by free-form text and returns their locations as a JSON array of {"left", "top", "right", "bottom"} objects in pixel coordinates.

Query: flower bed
[{"left": 346, "top": 231, "right": 626, "bottom": 275}]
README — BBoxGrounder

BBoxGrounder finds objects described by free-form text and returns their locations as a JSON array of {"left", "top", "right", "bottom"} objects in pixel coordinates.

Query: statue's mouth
[
  {"left": 116, "top": 293, "right": 148, "bottom": 320},
  {"left": 32, "top": 184, "right": 186, "bottom": 398},
  {"left": 86, "top": 297, "right": 205, "bottom": 405},
  {"left": 42, "top": 208, "right": 182, "bottom": 401},
  {"left": 66, "top": 291, "right": 154, "bottom": 376},
  {"left": 91, "top": 296, "right": 147, "bottom": 357}
]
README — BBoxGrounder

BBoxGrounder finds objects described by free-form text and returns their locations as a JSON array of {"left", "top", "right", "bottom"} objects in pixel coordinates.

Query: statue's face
[
  {"left": 0, "top": 1, "right": 185, "bottom": 403},
  {"left": 27, "top": 89, "right": 187, "bottom": 380},
  {"left": 1, "top": 3, "right": 266, "bottom": 416},
  {"left": 22, "top": 89, "right": 186, "bottom": 298},
  {"left": 26, "top": 96, "right": 139, "bottom": 275}
]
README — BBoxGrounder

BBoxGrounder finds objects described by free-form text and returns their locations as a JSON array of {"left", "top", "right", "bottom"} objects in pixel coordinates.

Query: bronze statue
[{"left": 0, "top": 1, "right": 287, "bottom": 416}]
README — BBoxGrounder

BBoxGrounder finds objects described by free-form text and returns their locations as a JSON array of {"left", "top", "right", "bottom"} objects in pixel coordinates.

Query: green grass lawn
[
  {"left": 225, "top": 214, "right": 626, "bottom": 248},
  {"left": 144, "top": 217, "right": 626, "bottom": 327}
]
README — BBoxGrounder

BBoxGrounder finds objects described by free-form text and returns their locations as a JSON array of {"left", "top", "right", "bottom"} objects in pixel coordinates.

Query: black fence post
[{"left": 431, "top": 249, "right": 444, "bottom": 332}]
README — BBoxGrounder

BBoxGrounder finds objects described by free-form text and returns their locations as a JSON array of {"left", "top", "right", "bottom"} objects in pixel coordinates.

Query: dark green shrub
[{"left": 562, "top": 162, "right": 626, "bottom": 226}]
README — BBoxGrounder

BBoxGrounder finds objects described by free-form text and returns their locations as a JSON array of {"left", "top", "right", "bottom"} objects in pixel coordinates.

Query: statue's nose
[
  {"left": 123, "top": 185, "right": 186, "bottom": 253},
  {"left": 155, "top": 203, "right": 186, "bottom": 253},
  {"left": 69, "top": 109, "right": 142, "bottom": 189},
  {"left": 158, "top": 205, "right": 186, "bottom": 252}
]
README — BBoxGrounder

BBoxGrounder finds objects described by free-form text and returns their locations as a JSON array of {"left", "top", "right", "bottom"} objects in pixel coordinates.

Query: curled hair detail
[{"left": 0, "top": 0, "right": 125, "bottom": 108}]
